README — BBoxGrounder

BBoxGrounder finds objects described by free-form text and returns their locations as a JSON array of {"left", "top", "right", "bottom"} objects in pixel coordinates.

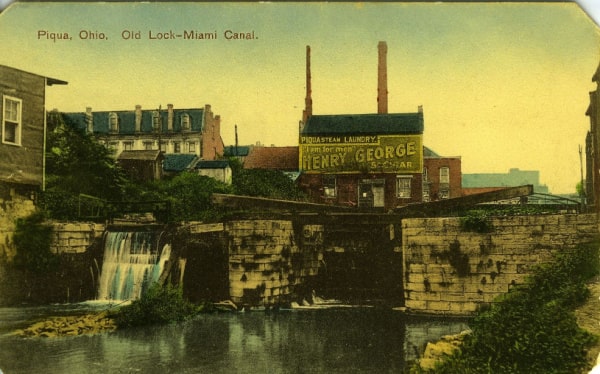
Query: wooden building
[{"left": 0, "top": 65, "right": 67, "bottom": 189}]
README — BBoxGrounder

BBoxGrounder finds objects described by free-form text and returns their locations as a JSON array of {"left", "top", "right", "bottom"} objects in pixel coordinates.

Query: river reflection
[{"left": 0, "top": 306, "right": 468, "bottom": 373}]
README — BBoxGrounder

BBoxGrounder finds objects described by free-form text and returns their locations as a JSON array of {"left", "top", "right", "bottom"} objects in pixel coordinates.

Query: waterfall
[{"left": 97, "top": 231, "right": 171, "bottom": 302}]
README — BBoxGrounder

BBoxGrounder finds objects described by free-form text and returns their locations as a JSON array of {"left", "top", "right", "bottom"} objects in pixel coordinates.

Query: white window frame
[
  {"left": 188, "top": 141, "right": 195, "bottom": 153},
  {"left": 181, "top": 113, "right": 190, "bottom": 130},
  {"left": 123, "top": 141, "right": 133, "bottom": 151},
  {"left": 173, "top": 141, "right": 181, "bottom": 153},
  {"left": 396, "top": 176, "right": 412, "bottom": 198},
  {"left": 108, "top": 112, "right": 118, "bottom": 133},
  {"left": 440, "top": 167, "right": 450, "bottom": 184},
  {"left": 3, "top": 95, "right": 22, "bottom": 146},
  {"left": 144, "top": 141, "right": 154, "bottom": 150}
]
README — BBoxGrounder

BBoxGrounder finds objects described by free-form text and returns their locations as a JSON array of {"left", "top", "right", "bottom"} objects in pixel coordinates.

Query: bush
[
  {"left": 12, "top": 211, "right": 58, "bottom": 274},
  {"left": 431, "top": 240, "right": 600, "bottom": 374},
  {"left": 113, "top": 284, "right": 201, "bottom": 328}
]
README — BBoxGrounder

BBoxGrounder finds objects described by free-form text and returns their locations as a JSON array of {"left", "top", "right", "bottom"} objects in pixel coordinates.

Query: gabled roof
[
  {"left": 117, "top": 150, "right": 163, "bottom": 161},
  {"left": 301, "top": 112, "right": 423, "bottom": 135},
  {"left": 244, "top": 146, "right": 299, "bottom": 171},
  {"left": 423, "top": 146, "right": 441, "bottom": 158},
  {"left": 163, "top": 154, "right": 198, "bottom": 172},
  {"left": 63, "top": 107, "right": 205, "bottom": 135},
  {"left": 195, "top": 160, "right": 230, "bottom": 169}
]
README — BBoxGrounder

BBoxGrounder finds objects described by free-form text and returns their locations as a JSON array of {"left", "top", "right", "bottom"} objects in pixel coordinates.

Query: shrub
[
  {"left": 113, "top": 284, "right": 202, "bottom": 328},
  {"left": 431, "top": 240, "right": 600, "bottom": 374}
]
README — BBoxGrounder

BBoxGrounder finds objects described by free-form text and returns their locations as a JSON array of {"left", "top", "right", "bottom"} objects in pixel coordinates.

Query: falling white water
[{"left": 97, "top": 231, "right": 171, "bottom": 302}]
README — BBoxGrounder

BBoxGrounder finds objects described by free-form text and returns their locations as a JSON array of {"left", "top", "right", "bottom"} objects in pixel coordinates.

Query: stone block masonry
[
  {"left": 50, "top": 222, "right": 105, "bottom": 254},
  {"left": 227, "top": 220, "right": 323, "bottom": 307},
  {"left": 402, "top": 214, "right": 598, "bottom": 315}
]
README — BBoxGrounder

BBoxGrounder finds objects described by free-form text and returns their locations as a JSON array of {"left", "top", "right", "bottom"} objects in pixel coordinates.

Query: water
[
  {"left": 97, "top": 231, "right": 171, "bottom": 301},
  {"left": 0, "top": 305, "right": 468, "bottom": 373}
]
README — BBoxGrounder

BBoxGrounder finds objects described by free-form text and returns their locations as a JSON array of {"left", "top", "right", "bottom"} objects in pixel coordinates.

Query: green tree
[
  {"left": 151, "top": 171, "right": 233, "bottom": 222},
  {"left": 41, "top": 111, "right": 127, "bottom": 219},
  {"left": 231, "top": 158, "right": 304, "bottom": 200},
  {"left": 12, "top": 211, "right": 58, "bottom": 274}
]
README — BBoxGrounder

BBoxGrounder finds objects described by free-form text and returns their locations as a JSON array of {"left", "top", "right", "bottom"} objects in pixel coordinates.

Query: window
[
  {"left": 181, "top": 113, "right": 190, "bottom": 130},
  {"left": 3, "top": 96, "right": 22, "bottom": 145},
  {"left": 144, "top": 141, "right": 154, "bottom": 150},
  {"left": 439, "top": 167, "right": 450, "bottom": 199},
  {"left": 188, "top": 142, "right": 195, "bottom": 153},
  {"left": 396, "top": 176, "right": 412, "bottom": 198},
  {"left": 108, "top": 112, "right": 118, "bottom": 133},
  {"left": 423, "top": 167, "right": 428, "bottom": 182},
  {"left": 123, "top": 141, "right": 133, "bottom": 151},
  {"left": 323, "top": 175, "right": 337, "bottom": 198},
  {"left": 422, "top": 167, "right": 430, "bottom": 202},
  {"left": 173, "top": 141, "right": 181, "bottom": 153},
  {"left": 440, "top": 167, "right": 450, "bottom": 184},
  {"left": 160, "top": 141, "right": 167, "bottom": 153}
]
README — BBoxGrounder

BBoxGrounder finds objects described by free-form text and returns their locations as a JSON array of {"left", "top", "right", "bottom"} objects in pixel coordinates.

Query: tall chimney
[
  {"left": 377, "top": 41, "right": 388, "bottom": 114},
  {"left": 167, "top": 104, "right": 174, "bottom": 132},
  {"left": 85, "top": 107, "right": 93, "bottom": 133},
  {"left": 135, "top": 105, "right": 142, "bottom": 133},
  {"left": 302, "top": 45, "right": 313, "bottom": 124}
]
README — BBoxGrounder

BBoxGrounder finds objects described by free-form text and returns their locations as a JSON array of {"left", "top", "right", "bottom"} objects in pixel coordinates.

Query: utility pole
[{"left": 579, "top": 144, "right": 585, "bottom": 204}]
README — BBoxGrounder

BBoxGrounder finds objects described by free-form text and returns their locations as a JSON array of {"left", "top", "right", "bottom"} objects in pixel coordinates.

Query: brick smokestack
[
  {"left": 85, "top": 107, "right": 93, "bottom": 133},
  {"left": 302, "top": 45, "right": 313, "bottom": 124},
  {"left": 377, "top": 41, "right": 388, "bottom": 114}
]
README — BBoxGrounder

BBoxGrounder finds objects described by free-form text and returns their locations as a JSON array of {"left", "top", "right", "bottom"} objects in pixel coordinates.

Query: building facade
[
  {"left": 63, "top": 104, "right": 224, "bottom": 161},
  {"left": 462, "top": 168, "right": 549, "bottom": 194},
  {"left": 423, "top": 147, "right": 462, "bottom": 201},
  {"left": 0, "top": 65, "right": 67, "bottom": 188},
  {"left": 586, "top": 62, "right": 600, "bottom": 211}
]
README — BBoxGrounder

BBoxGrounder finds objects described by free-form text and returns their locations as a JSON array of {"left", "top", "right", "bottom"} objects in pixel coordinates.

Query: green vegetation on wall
[
  {"left": 12, "top": 211, "right": 58, "bottom": 274},
  {"left": 425, "top": 240, "right": 600, "bottom": 374}
]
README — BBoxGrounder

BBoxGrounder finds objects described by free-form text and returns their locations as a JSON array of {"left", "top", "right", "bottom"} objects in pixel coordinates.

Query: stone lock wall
[
  {"left": 227, "top": 220, "right": 324, "bottom": 306},
  {"left": 50, "top": 222, "right": 105, "bottom": 254},
  {"left": 402, "top": 214, "right": 598, "bottom": 315}
]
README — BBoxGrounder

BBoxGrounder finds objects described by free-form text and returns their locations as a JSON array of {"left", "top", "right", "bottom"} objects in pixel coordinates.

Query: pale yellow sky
[{"left": 1, "top": 2, "right": 599, "bottom": 194}]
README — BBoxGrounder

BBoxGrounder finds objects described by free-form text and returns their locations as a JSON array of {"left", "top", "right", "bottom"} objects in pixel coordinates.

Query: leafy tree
[
  {"left": 231, "top": 157, "right": 304, "bottom": 200},
  {"left": 151, "top": 172, "right": 233, "bottom": 222},
  {"left": 41, "top": 111, "right": 127, "bottom": 219},
  {"left": 12, "top": 211, "right": 57, "bottom": 274}
]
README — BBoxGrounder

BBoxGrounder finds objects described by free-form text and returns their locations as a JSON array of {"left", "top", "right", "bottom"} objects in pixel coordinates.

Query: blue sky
[{"left": 1, "top": 2, "right": 599, "bottom": 194}]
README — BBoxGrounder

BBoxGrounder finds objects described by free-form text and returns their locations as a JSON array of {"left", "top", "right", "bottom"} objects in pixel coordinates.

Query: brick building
[
  {"left": 586, "top": 61, "right": 600, "bottom": 211},
  {"left": 63, "top": 104, "right": 224, "bottom": 161},
  {"left": 296, "top": 42, "right": 461, "bottom": 209}
]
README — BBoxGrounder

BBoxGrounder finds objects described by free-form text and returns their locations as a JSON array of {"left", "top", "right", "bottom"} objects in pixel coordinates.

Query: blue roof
[
  {"left": 63, "top": 108, "right": 205, "bottom": 135},
  {"left": 223, "top": 145, "right": 251, "bottom": 157},
  {"left": 163, "top": 154, "right": 197, "bottom": 172},
  {"left": 301, "top": 112, "right": 424, "bottom": 135},
  {"left": 195, "top": 160, "right": 230, "bottom": 169}
]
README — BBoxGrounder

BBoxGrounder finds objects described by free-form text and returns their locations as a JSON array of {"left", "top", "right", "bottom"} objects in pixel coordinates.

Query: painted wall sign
[{"left": 299, "top": 134, "right": 423, "bottom": 174}]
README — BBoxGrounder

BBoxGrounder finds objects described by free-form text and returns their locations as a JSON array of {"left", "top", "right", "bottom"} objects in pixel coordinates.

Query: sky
[{"left": 0, "top": 2, "right": 599, "bottom": 194}]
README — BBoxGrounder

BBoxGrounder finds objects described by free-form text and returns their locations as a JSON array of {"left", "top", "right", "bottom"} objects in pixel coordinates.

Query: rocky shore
[
  {"left": 12, "top": 311, "right": 117, "bottom": 338},
  {"left": 416, "top": 329, "right": 471, "bottom": 371}
]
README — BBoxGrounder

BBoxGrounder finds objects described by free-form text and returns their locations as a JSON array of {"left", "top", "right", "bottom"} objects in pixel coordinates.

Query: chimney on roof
[
  {"left": 302, "top": 45, "right": 313, "bottom": 124},
  {"left": 135, "top": 105, "right": 142, "bottom": 133},
  {"left": 377, "top": 41, "right": 388, "bottom": 114},
  {"left": 167, "top": 104, "right": 174, "bottom": 132},
  {"left": 85, "top": 107, "right": 93, "bottom": 133}
]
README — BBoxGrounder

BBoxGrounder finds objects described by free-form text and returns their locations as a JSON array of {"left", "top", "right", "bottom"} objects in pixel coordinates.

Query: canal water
[{"left": 0, "top": 304, "right": 468, "bottom": 373}]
